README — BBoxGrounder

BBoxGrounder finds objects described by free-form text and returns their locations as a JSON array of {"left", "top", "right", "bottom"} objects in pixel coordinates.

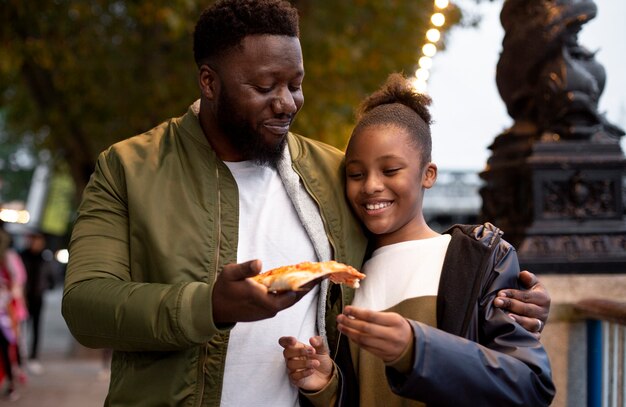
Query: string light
[
  {"left": 415, "top": 68, "right": 430, "bottom": 81},
  {"left": 410, "top": 1, "right": 450, "bottom": 93},
  {"left": 411, "top": 78, "right": 429, "bottom": 93},
  {"left": 422, "top": 43, "right": 437, "bottom": 57},
  {"left": 418, "top": 56, "right": 433, "bottom": 69},
  {"left": 435, "top": 0, "right": 449, "bottom": 9},
  {"left": 426, "top": 28, "right": 441, "bottom": 43}
]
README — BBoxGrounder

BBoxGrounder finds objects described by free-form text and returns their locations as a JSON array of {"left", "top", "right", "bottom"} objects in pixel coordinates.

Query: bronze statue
[{"left": 496, "top": 0, "right": 624, "bottom": 141}]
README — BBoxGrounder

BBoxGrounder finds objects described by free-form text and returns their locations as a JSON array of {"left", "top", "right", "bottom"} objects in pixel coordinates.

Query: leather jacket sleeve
[{"left": 386, "top": 241, "right": 556, "bottom": 406}]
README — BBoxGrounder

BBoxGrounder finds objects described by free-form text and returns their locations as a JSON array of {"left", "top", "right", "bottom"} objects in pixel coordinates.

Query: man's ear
[
  {"left": 422, "top": 162, "right": 437, "bottom": 189},
  {"left": 198, "top": 64, "right": 219, "bottom": 100}
]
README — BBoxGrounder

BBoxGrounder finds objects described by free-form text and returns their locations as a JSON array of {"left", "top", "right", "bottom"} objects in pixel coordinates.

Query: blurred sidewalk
[{"left": 7, "top": 287, "right": 108, "bottom": 406}]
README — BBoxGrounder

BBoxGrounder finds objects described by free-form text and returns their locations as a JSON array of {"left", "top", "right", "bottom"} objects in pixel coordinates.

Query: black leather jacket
[{"left": 337, "top": 223, "right": 556, "bottom": 406}]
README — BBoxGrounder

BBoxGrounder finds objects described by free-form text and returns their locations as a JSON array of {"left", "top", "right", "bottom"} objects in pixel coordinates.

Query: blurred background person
[
  {"left": 19, "top": 231, "right": 55, "bottom": 376},
  {"left": 1, "top": 223, "right": 24, "bottom": 401},
  {"left": 1, "top": 223, "right": 28, "bottom": 385}
]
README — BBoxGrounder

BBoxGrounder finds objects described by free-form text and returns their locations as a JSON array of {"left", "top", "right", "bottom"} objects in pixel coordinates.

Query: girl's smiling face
[{"left": 345, "top": 123, "right": 437, "bottom": 248}]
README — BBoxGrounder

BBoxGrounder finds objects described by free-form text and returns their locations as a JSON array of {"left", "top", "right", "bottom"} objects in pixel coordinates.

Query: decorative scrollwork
[{"left": 542, "top": 172, "right": 617, "bottom": 219}]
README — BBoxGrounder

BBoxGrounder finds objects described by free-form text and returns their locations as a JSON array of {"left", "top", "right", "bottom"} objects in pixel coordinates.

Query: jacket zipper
[
  {"left": 214, "top": 164, "right": 222, "bottom": 281},
  {"left": 480, "top": 230, "right": 502, "bottom": 295},
  {"left": 196, "top": 164, "right": 223, "bottom": 407},
  {"left": 460, "top": 227, "right": 502, "bottom": 337},
  {"left": 195, "top": 344, "right": 209, "bottom": 407}
]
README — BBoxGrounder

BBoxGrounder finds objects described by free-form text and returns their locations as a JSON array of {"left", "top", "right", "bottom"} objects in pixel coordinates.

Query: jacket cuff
[
  {"left": 386, "top": 320, "right": 426, "bottom": 391},
  {"left": 179, "top": 282, "right": 232, "bottom": 343},
  {"left": 386, "top": 325, "right": 415, "bottom": 374},
  {"left": 300, "top": 364, "right": 338, "bottom": 407}
]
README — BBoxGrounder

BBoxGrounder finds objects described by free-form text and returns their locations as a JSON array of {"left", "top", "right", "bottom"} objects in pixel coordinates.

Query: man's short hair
[{"left": 193, "top": 0, "right": 300, "bottom": 67}]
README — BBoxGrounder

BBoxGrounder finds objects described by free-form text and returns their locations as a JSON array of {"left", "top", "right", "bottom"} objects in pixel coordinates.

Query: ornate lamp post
[{"left": 480, "top": 0, "right": 626, "bottom": 273}]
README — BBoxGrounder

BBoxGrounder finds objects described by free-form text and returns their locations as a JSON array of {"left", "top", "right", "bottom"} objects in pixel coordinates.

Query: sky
[{"left": 427, "top": 0, "right": 626, "bottom": 171}]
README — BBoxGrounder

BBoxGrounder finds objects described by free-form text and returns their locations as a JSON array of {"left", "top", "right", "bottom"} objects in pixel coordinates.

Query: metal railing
[{"left": 575, "top": 299, "right": 626, "bottom": 407}]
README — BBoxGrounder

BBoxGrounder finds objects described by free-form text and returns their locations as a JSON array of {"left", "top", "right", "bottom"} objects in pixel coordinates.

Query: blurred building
[{"left": 423, "top": 169, "right": 482, "bottom": 232}]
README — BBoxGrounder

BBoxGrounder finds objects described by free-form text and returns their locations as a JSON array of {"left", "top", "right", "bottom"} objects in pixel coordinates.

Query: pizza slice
[{"left": 251, "top": 260, "right": 366, "bottom": 292}]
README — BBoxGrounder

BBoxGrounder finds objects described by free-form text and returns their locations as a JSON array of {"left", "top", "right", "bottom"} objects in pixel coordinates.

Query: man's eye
[{"left": 256, "top": 86, "right": 273, "bottom": 93}]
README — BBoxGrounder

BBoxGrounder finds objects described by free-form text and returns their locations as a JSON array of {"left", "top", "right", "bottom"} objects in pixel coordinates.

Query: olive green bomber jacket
[{"left": 62, "top": 103, "right": 367, "bottom": 406}]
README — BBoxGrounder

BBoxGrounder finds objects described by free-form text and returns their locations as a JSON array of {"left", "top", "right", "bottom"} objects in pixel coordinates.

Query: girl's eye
[
  {"left": 347, "top": 172, "right": 363, "bottom": 180},
  {"left": 383, "top": 168, "right": 400, "bottom": 175}
]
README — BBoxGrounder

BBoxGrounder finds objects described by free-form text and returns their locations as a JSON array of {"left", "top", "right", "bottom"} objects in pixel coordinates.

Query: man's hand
[
  {"left": 212, "top": 260, "right": 306, "bottom": 325},
  {"left": 494, "top": 270, "right": 551, "bottom": 339},
  {"left": 279, "top": 336, "right": 333, "bottom": 391},
  {"left": 336, "top": 306, "right": 412, "bottom": 363}
]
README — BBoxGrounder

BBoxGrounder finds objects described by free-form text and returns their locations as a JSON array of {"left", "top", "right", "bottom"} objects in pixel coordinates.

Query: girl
[{"left": 280, "top": 73, "right": 555, "bottom": 406}]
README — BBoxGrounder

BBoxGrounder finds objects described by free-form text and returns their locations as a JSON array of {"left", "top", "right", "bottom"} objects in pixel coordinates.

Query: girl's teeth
[{"left": 366, "top": 202, "right": 391, "bottom": 210}]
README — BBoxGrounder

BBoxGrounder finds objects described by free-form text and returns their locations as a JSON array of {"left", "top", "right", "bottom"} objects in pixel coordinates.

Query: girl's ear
[
  {"left": 422, "top": 162, "right": 437, "bottom": 189},
  {"left": 198, "top": 64, "right": 219, "bottom": 100}
]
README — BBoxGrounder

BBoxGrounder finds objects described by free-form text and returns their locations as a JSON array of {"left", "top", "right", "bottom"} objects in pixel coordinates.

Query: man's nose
[{"left": 272, "top": 88, "right": 297, "bottom": 114}]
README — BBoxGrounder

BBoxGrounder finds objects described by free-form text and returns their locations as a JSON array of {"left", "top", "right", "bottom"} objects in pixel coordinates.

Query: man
[{"left": 62, "top": 1, "right": 550, "bottom": 406}]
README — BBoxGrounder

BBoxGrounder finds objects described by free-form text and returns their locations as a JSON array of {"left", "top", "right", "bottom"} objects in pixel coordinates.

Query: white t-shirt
[
  {"left": 352, "top": 235, "right": 452, "bottom": 311},
  {"left": 220, "top": 161, "right": 318, "bottom": 407},
  {"left": 349, "top": 236, "right": 452, "bottom": 407}
]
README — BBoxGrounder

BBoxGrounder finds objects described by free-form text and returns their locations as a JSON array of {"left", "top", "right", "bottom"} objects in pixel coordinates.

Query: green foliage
[
  {"left": 0, "top": 121, "right": 37, "bottom": 203},
  {"left": 0, "top": 162, "right": 34, "bottom": 203},
  {"left": 1, "top": 0, "right": 203, "bottom": 194},
  {"left": 0, "top": 0, "right": 459, "bottom": 193},
  {"left": 294, "top": 0, "right": 447, "bottom": 148}
]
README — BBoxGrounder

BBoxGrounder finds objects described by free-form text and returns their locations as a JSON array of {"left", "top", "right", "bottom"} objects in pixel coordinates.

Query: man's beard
[{"left": 216, "top": 88, "right": 287, "bottom": 167}]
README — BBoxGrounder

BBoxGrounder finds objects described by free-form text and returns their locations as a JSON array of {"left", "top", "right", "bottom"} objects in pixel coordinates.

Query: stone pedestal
[{"left": 480, "top": 132, "right": 626, "bottom": 273}]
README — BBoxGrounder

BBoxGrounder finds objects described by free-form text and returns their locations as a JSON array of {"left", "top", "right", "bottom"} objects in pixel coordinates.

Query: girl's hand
[
  {"left": 278, "top": 335, "right": 334, "bottom": 391},
  {"left": 337, "top": 306, "right": 412, "bottom": 363}
]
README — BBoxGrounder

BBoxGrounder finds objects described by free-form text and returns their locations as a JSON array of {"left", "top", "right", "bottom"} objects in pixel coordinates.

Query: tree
[
  {"left": 0, "top": 0, "right": 459, "bottom": 200},
  {"left": 0, "top": 137, "right": 36, "bottom": 204},
  {"left": 294, "top": 0, "right": 459, "bottom": 148},
  {"left": 0, "top": 110, "right": 43, "bottom": 203},
  {"left": 1, "top": 0, "right": 202, "bottom": 197}
]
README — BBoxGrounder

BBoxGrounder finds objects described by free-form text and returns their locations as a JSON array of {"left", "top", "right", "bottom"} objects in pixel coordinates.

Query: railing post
[{"left": 588, "top": 319, "right": 603, "bottom": 407}]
